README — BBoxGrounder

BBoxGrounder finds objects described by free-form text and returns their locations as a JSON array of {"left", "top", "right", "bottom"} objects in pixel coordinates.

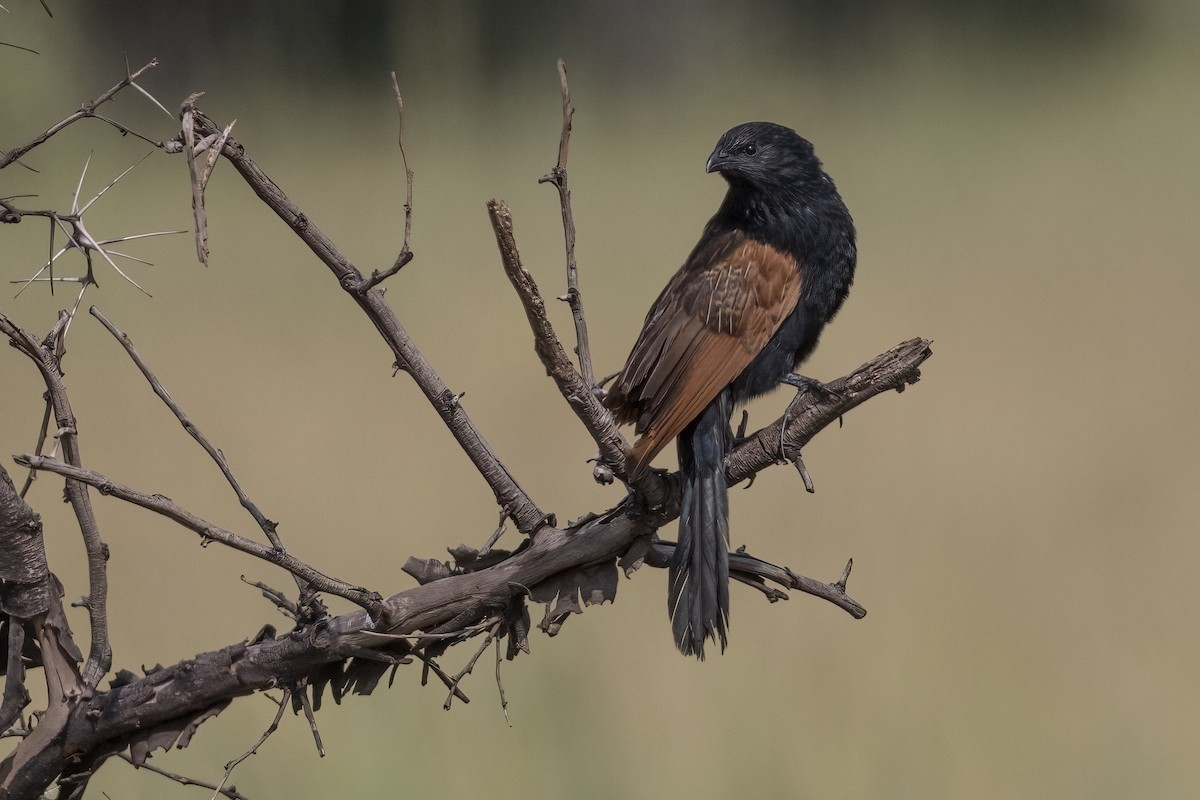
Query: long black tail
[{"left": 669, "top": 390, "right": 732, "bottom": 659}]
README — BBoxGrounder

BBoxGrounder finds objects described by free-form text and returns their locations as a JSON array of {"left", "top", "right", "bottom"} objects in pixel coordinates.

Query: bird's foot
[{"left": 781, "top": 372, "right": 841, "bottom": 401}]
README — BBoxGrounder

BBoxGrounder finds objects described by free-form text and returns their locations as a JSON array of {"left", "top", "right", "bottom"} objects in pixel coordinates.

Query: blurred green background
[{"left": 3, "top": 1, "right": 1199, "bottom": 798}]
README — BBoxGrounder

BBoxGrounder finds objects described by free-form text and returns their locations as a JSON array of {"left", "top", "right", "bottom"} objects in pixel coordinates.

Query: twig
[
  {"left": 240, "top": 576, "right": 299, "bottom": 619},
  {"left": 537, "top": 58, "right": 594, "bottom": 387},
  {"left": 0, "top": 312, "right": 111, "bottom": 688},
  {"left": 0, "top": 59, "right": 162, "bottom": 170},
  {"left": 185, "top": 108, "right": 547, "bottom": 534},
  {"left": 415, "top": 652, "right": 470, "bottom": 704},
  {"left": 356, "top": 72, "right": 415, "bottom": 292},
  {"left": 443, "top": 623, "right": 499, "bottom": 710},
  {"left": 648, "top": 542, "right": 866, "bottom": 618},
  {"left": 297, "top": 687, "right": 324, "bottom": 757},
  {"left": 495, "top": 635, "right": 511, "bottom": 726},
  {"left": 114, "top": 752, "right": 249, "bottom": 800},
  {"left": 11, "top": 454, "right": 384, "bottom": 616},
  {"left": 89, "top": 307, "right": 290, "bottom": 555},
  {"left": 210, "top": 688, "right": 289, "bottom": 800},
  {"left": 17, "top": 393, "right": 53, "bottom": 498},
  {"left": 477, "top": 505, "right": 509, "bottom": 557},
  {"left": 487, "top": 200, "right": 627, "bottom": 471}
]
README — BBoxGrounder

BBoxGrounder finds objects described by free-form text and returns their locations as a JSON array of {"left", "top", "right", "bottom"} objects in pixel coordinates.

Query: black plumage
[{"left": 606, "top": 122, "right": 856, "bottom": 657}]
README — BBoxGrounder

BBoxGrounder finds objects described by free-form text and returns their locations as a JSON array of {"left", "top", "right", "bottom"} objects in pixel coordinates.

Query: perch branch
[{"left": 726, "top": 338, "right": 931, "bottom": 483}]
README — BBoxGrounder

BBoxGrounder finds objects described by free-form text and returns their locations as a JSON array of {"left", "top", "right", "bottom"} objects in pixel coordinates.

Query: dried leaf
[
  {"left": 530, "top": 560, "right": 617, "bottom": 636},
  {"left": 128, "top": 699, "right": 230, "bottom": 764}
]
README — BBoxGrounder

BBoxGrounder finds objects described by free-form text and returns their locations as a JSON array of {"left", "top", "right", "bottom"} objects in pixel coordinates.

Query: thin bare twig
[
  {"left": 648, "top": 542, "right": 865, "bottom": 618},
  {"left": 495, "top": 635, "right": 511, "bottom": 726},
  {"left": 537, "top": 58, "right": 595, "bottom": 386},
  {"left": 240, "top": 576, "right": 299, "bottom": 619},
  {"left": 297, "top": 687, "right": 324, "bottom": 757},
  {"left": 89, "top": 307, "right": 291, "bottom": 558},
  {"left": 114, "top": 752, "right": 249, "bottom": 800},
  {"left": 17, "top": 393, "right": 53, "bottom": 497},
  {"left": 0, "top": 59, "right": 162, "bottom": 170},
  {"left": 210, "top": 688, "right": 289, "bottom": 800},
  {"left": 443, "top": 623, "right": 500, "bottom": 710},
  {"left": 477, "top": 505, "right": 509, "bottom": 557},
  {"left": 356, "top": 72, "right": 415, "bottom": 292},
  {"left": 11, "top": 454, "right": 384, "bottom": 616}
]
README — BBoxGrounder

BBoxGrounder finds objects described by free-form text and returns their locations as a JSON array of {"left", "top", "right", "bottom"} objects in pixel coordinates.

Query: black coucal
[{"left": 605, "top": 122, "right": 857, "bottom": 658}]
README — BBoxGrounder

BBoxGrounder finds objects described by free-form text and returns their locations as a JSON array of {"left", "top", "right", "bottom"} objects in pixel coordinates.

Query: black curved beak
[{"left": 705, "top": 148, "right": 729, "bottom": 174}]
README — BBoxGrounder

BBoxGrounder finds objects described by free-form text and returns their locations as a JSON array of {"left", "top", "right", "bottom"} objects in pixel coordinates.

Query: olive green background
[{"left": 2, "top": 2, "right": 1198, "bottom": 798}]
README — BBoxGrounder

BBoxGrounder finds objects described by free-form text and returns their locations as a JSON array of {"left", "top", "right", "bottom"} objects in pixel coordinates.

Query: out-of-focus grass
[{"left": 2, "top": 4, "right": 1199, "bottom": 799}]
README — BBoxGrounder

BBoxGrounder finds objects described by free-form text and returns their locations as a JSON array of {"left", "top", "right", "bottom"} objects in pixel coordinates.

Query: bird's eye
[{"left": 744, "top": 143, "right": 758, "bottom": 155}]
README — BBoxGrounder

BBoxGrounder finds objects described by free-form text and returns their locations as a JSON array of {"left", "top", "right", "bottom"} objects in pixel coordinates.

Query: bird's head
[{"left": 705, "top": 122, "right": 824, "bottom": 193}]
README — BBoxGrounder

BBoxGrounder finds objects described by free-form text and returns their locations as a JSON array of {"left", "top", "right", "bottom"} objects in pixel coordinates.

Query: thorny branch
[{"left": 0, "top": 59, "right": 165, "bottom": 171}]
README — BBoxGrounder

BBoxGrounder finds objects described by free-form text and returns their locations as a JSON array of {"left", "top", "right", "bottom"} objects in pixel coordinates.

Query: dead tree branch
[
  {"left": 182, "top": 109, "right": 548, "bottom": 536},
  {"left": 487, "top": 200, "right": 627, "bottom": 471},
  {"left": 0, "top": 329, "right": 929, "bottom": 794},
  {"left": 9, "top": 454, "right": 383, "bottom": 616},
  {"left": 0, "top": 312, "right": 110, "bottom": 688}
]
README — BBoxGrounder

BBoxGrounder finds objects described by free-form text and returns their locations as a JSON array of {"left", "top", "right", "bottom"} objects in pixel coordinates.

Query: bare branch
[
  {"left": 0, "top": 59, "right": 162, "bottom": 170},
  {"left": 487, "top": 200, "right": 627, "bottom": 471},
  {"left": 726, "top": 338, "right": 932, "bottom": 484},
  {"left": 89, "top": 307, "right": 288, "bottom": 553},
  {"left": 537, "top": 58, "right": 595, "bottom": 386},
  {"left": 113, "top": 753, "right": 249, "bottom": 800},
  {"left": 297, "top": 687, "right": 324, "bottom": 758},
  {"left": 443, "top": 622, "right": 500, "bottom": 710},
  {"left": 353, "top": 71, "right": 416, "bottom": 290},
  {"left": 0, "top": 312, "right": 110, "bottom": 687},
  {"left": 211, "top": 688, "right": 289, "bottom": 800},
  {"left": 183, "top": 108, "right": 547, "bottom": 534},
  {"left": 11, "top": 455, "right": 383, "bottom": 616},
  {"left": 0, "top": 333, "right": 928, "bottom": 795},
  {"left": 647, "top": 542, "right": 866, "bottom": 618}
]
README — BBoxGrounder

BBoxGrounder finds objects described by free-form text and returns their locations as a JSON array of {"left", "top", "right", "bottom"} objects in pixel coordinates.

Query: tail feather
[{"left": 668, "top": 391, "right": 732, "bottom": 658}]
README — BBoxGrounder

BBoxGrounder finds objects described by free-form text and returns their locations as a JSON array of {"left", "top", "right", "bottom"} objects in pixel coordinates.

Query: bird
[{"left": 604, "top": 122, "right": 857, "bottom": 658}]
